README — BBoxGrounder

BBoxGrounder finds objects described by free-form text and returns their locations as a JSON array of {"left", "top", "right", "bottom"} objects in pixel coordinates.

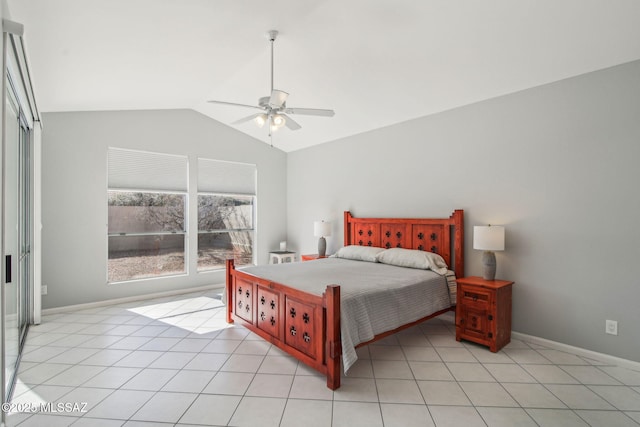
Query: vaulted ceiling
[{"left": 7, "top": 0, "right": 640, "bottom": 152}]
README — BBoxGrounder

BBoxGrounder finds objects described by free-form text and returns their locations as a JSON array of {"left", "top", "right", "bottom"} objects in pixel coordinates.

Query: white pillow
[
  {"left": 332, "top": 245, "right": 385, "bottom": 262},
  {"left": 375, "top": 248, "right": 448, "bottom": 275}
]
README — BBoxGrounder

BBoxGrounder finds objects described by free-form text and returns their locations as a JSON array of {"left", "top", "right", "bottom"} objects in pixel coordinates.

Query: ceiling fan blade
[
  {"left": 284, "top": 107, "right": 335, "bottom": 117},
  {"left": 231, "top": 113, "right": 265, "bottom": 126},
  {"left": 281, "top": 114, "right": 301, "bottom": 130},
  {"left": 207, "top": 99, "right": 263, "bottom": 110},
  {"left": 269, "top": 90, "right": 289, "bottom": 108}
]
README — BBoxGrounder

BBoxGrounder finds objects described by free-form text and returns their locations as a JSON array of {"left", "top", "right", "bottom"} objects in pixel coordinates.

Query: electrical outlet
[
  {"left": 41, "top": 285, "right": 48, "bottom": 295},
  {"left": 605, "top": 319, "right": 618, "bottom": 336}
]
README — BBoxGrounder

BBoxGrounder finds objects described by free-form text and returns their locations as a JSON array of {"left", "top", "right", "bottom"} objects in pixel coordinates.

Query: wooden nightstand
[
  {"left": 301, "top": 254, "right": 329, "bottom": 261},
  {"left": 455, "top": 276, "right": 514, "bottom": 352}
]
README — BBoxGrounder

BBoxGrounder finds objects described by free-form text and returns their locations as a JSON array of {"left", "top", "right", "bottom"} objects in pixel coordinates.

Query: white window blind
[
  {"left": 108, "top": 148, "right": 188, "bottom": 192},
  {"left": 198, "top": 158, "right": 256, "bottom": 195}
]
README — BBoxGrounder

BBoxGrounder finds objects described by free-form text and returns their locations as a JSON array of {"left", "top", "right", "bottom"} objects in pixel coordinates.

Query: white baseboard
[
  {"left": 40, "top": 284, "right": 225, "bottom": 317},
  {"left": 511, "top": 331, "right": 640, "bottom": 372},
  {"left": 438, "top": 311, "right": 639, "bottom": 371}
]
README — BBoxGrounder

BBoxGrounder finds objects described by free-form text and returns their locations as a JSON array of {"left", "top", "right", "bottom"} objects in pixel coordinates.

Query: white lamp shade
[
  {"left": 314, "top": 221, "right": 332, "bottom": 237},
  {"left": 473, "top": 225, "right": 505, "bottom": 251}
]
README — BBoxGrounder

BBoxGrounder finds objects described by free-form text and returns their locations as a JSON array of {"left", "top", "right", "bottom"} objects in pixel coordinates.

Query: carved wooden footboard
[{"left": 225, "top": 259, "right": 342, "bottom": 389}]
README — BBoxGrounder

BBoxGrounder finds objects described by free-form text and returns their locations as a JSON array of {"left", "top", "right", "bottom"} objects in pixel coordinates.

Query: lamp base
[
  {"left": 481, "top": 251, "right": 497, "bottom": 281},
  {"left": 318, "top": 237, "right": 327, "bottom": 257}
]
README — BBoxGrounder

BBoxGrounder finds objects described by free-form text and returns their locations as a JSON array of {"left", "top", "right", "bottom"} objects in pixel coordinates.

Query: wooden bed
[{"left": 225, "top": 210, "right": 464, "bottom": 390}]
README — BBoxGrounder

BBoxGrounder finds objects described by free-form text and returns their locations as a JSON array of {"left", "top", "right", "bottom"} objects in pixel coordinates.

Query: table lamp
[
  {"left": 314, "top": 221, "right": 332, "bottom": 257},
  {"left": 473, "top": 225, "right": 505, "bottom": 281}
]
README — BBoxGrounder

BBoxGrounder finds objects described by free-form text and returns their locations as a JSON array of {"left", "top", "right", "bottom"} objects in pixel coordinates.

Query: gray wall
[
  {"left": 41, "top": 109, "right": 287, "bottom": 308},
  {"left": 287, "top": 60, "right": 640, "bottom": 363}
]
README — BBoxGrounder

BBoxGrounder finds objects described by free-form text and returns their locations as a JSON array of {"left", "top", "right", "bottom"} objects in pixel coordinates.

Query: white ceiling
[{"left": 7, "top": 0, "right": 640, "bottom": 152}]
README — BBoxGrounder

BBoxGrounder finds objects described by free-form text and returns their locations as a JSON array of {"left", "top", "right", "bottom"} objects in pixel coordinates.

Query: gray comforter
[{"left": 241, "top": 258, "right": 453, "bottom": 372}]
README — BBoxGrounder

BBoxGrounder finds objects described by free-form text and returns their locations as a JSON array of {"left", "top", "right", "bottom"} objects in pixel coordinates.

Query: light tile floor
[{"left": 6, "top": 289, "right": 640, "bottom": 426}]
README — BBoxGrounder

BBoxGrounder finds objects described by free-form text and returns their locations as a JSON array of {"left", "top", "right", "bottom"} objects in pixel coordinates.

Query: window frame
[
  {"left": 106, "top": 150, "right": 258, "bottom": 282},
  {"left": 107, "top": 147, "right": 189, "bottom": 284}
]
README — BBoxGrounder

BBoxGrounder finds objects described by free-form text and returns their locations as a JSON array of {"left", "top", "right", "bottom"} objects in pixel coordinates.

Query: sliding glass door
[
  {"left": 3, "top": 79, "right": 30, "bottom": 398},
  {"left": 2, "top": 20, "right": 40, "bottom": 421}
]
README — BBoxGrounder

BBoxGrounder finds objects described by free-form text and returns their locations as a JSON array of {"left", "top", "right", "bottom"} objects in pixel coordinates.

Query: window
[
  {"left": 197, "top": 158, "right": 256, "bottom": 271},
  {"left": 108, "top": 191, "right": 186, "bottom": 281},
  {"left": 107, "top": 148, "right": 188, "bottom": 282},
  {"left": 197, "top": 194, "right": 254, "bottom": 270}
]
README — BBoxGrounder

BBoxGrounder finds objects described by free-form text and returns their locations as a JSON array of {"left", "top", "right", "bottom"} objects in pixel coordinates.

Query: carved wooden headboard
[{"left": 344, "top": 210, "right": 464, "bottom": 278}]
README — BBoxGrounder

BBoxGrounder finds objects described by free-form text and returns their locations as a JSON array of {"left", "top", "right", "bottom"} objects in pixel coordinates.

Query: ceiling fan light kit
[
  {"left": 272, "top": 114, "right": 285, "bottom": 128},
  {"left": 254, "top": 114, "right": 267, "bottom": 127},
  {"left": 207, "top": 29, "right": 334, "bottom": 139}
]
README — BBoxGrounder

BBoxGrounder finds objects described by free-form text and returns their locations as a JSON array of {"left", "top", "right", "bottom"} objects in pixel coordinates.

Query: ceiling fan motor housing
[{"left": 258, "top": 96, "right": 271, "bottom": 108}]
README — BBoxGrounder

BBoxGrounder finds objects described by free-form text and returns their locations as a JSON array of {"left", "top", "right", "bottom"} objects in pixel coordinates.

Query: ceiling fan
[{"left": 207, "top": 30, "right": 335, "bottom": 135}]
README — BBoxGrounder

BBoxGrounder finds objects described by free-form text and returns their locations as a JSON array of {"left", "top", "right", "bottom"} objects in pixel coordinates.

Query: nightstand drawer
[{"left": 461, "top": 287, "right": 491, "bottom": 307}]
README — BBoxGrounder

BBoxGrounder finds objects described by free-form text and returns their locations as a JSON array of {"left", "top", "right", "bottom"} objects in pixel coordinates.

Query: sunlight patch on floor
[{"left": 126, "top": 295, "right": 231, "bottom": 334}]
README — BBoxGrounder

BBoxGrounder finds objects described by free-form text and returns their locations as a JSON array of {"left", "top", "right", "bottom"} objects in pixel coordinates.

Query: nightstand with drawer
[
  {"left": 301, "top": 254, "right": 329, "bottom": 261},
  {"left": 455, "top": 276, "right": 514, "bottom": 352}
]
